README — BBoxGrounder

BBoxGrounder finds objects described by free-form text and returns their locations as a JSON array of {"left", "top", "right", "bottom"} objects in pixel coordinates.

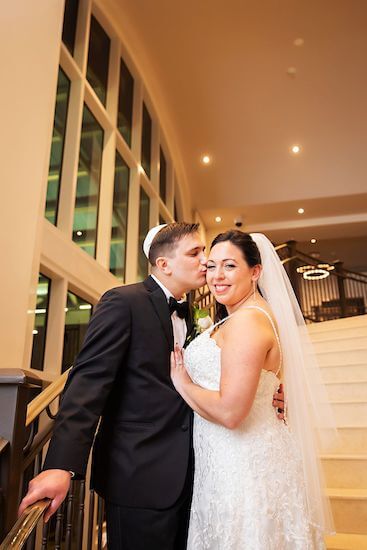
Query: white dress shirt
[{"left": 150, "top": 275, "right": 187, "bottom": 348}]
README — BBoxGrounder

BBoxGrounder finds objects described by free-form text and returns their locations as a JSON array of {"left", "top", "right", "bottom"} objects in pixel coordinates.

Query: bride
[{"left": 170, "top": 230, "right": 336, "bottom": 549}]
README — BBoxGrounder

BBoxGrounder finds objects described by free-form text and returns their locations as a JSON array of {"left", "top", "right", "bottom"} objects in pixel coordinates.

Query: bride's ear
[{"left": 252, "top": 264, "right": 262, "bottom": 282}]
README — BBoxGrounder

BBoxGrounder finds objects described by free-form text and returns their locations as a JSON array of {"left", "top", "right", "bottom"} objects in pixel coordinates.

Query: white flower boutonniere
[
  {"left": 184, "top": 304, "right": 214, "bottom": 348},
  {"left": 193, "top": 304, "right": 214, "bottom": 334}
]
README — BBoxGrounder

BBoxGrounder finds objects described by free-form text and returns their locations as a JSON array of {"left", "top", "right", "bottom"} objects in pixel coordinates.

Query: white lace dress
[{"left": 185, "top": 307, "right": 325, "bottom": 550}]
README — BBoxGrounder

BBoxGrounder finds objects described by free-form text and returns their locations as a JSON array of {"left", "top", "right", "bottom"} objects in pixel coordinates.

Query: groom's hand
[
  {"left": 273, "top": 383, "right": 285, "bottom": 420},
  {"left": 18, "top": 469, "right": 71, "bottom": 522}
]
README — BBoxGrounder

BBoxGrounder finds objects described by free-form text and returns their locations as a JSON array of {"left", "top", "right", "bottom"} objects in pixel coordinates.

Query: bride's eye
[
  {"left": 225, "top": 264, "right": 236, "bottom": 270},
  {"left": 206, "top": 264, "right": 215, "bottom": 270}
]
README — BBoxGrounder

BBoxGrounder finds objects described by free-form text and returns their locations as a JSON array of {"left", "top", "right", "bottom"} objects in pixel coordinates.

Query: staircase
[{"left": 308, "top": 315, "right": 367, "bottom": 550}]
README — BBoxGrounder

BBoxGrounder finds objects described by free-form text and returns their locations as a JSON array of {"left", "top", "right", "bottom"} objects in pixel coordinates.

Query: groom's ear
[{"left": 155, "top": 256, "right": 172, "bottom": 274}]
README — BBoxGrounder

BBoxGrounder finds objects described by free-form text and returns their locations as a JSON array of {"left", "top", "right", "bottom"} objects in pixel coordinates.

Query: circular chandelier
[{"left": 296, "top": 263, "right": 335, "bottom": 280}]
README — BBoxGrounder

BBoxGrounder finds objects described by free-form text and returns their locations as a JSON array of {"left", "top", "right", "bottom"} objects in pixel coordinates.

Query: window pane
[
  {"left": 73, "top": 105, "right": 104, "bottom": 258},
  {"left": 137, "top": 187, "right": 150, "bottom": 281},
  {"left": 159, "top": 148, "right": 167, "bottom": 202},
  {"left": 30, "top": 274, "right": 51, "bottom": 371},
  {"left": 141, "top": 103, "right": 152, "bottom": 178},
  {"left": 117, "top": 59, "right": 134, "bottom": 146},
  {"left": 62, "top": 0, "right": 79, "bottom": 55},
  {"left": 86, "top": 15, "right": 110, "bottom": 106},
  {"left": 45, "top": 68, "right": 71, "bottom": 225},
  {"left": 110, "top": 152, "right": 130, "bottom": 280},
  {"left": 62, "top": 292, "right": 92, "bottom": 372}
]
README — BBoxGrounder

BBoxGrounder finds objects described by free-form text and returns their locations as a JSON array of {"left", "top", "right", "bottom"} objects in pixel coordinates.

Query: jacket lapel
[
  {"left": 184, "top": 294, "right": 195, "bottom": 348},
  {"left": 143, "top": 276, "right": 174, "bottom": 349}
]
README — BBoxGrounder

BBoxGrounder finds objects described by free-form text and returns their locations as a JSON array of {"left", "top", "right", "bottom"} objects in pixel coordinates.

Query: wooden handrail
[
  {"left": 274, "top": 243, "right": 288, "bottom": 251},
  {"left": 0, "top": 499, "right": 50, "bottom": 549},
  {"left": 26, "top": 368, "right": 71, "bottom": 427}
]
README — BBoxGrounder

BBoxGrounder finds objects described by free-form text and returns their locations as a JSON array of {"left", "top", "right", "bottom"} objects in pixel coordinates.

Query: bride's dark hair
[{"left": 210, "top": 230, "right": 262, "bottom": 321}]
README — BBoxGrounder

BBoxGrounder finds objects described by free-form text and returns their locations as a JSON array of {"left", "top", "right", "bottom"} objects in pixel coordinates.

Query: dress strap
[
  {"left": 208, "top": 314, "right": 234, "bottom": 332},
  {"left": 241, "top": 305, "right": 283, "bottom": 376}
]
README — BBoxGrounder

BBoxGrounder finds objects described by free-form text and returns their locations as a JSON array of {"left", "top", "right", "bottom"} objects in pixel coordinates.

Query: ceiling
[{"left": 104, "top": 0, "right": 367, "bottom": 258}]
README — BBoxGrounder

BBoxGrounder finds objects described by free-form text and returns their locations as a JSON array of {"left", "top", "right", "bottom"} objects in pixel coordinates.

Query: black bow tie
[{"left": 168, "top": 297, "right": 189, "bottom": 319}]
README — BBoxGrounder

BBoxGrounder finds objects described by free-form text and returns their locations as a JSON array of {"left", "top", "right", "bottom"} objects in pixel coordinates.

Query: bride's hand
[
  {"left": 273, "top": 383, "right": 285, "bottom": 421},
  {"left": 170, "top": 346, "right": 192, "bottom": 392}
]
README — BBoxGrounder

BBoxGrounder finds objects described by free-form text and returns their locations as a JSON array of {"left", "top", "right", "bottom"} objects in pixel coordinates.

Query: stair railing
[
  {"left": 0, "top": 368, "right": 105, "bottom": 549},
  {"left": 277, "top": 241, "right": 367, "bottom": 322}
]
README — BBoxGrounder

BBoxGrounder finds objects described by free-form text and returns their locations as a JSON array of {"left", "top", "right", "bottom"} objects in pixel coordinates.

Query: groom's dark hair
[{"left": 149, "top": 222, "right": 200, "bottom": 266}]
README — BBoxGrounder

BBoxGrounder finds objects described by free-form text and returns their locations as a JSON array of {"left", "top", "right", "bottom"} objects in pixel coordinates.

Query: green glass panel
[
  {"left": 141, "top": 103, "right": 152, "bottom": 178},
  {"left": 62, "top": 291, "right": 92, "bottom": 372},
  {"left": 117, "top": 59, "right": 134, "bottom": 146},
  {"left": 72, "top": 105, "right": 104, "bottom": 257},
  {"left": 30, "top": 274, "right": 51, "bottom": 371},
  {"left": 45, "top": 68, "right": 71, "bottom": 225},
  {"left": 62, "top": 0, "right": 79, "bottom": 55},
  {"left": 110, "top": 152, "right": 130, "bottom": 280},
  {"left": 159, "top": 148, "right": 167, "bottom": 203},
  {"left": 137, "top": 187, "right": 150, "bottom": 281},
  {"left": 86, "top": 15, "right": 110, "bottom": 106}
]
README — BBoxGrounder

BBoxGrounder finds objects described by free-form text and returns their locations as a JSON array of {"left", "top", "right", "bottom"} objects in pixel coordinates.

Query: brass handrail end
[{"left": 0, "top": 499, "right": 51, "bottom": 549}]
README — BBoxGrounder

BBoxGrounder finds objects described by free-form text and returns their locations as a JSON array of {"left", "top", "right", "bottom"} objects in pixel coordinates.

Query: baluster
[
  {"left": 41, "top": 521, "right": 49, "bottom": 550},
  {"left": 87, "top": 489, "right": 95, "bottom": 550},
  {"left": 335, "top": 261, "right": 347, "bottom": 317},
  {"left": 54, "top": 500, "right": 64, "bottom": 550},
  {"left": 64, "top": 480, "right": 74, "bottom": 549},
  {"left": 97, "top": 497, "right": 104, "bottom": 550},
  {"left": 76, "top": 480, "right": 86, "bottom": 549}
]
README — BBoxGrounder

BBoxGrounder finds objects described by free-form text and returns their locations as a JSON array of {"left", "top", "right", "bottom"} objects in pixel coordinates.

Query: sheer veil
[{"left": 250, "top": 233, "right": 337, "bottom": 535}]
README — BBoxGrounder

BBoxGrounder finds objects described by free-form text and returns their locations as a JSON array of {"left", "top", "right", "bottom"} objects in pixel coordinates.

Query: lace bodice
[{"left": 185, "top": 307, "right": 325, "bottom": 550}]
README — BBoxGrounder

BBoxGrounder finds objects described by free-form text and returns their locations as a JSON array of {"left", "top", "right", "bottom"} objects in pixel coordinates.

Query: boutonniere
[
  {"left": 184, "top": 303, "right": 214, "bottom": 348},
  {"left": 193, "top": 304, "right": 214, "bottom": 333}
]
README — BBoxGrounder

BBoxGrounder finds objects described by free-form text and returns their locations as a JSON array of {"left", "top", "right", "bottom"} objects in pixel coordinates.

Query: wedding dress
[{"left": 185, "top": 306, "right": 325, "bottom": 550}]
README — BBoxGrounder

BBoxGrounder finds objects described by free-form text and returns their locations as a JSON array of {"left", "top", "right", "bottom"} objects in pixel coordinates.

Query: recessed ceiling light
[
  {"left": 76, "top": 230, "right": 83, "bottom": 236},
  {"left": 215, "top": 216, "right": 222, "bottom": 223},
  {"left": 291, "top": 144, "right": 301, "bottom": 154},
  {"left": 298, "top": 208, "right": 304, "bottom": 214},
  {"left": 201, "top": 155, "right": 211, "bottom": 165},
  {"left": 286, "top": 67, "right": 297, "bottom": 77},
  {"left": 310, "top": 238, "right": 317, "bottom": 244},
  {"left": 293, "top": 38, "right": 304, "bottom": 47}
]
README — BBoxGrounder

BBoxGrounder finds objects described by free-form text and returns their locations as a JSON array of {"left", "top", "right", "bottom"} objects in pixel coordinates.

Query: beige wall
[
  {"left": 0, "top": 0, "right": 195, "bottom": 376},
  {"left": 0, "top": 0, "right": 65, "bottom": 371}
]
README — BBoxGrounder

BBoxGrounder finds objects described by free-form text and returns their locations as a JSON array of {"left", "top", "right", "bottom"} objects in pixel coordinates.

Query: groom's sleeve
[{"left": 43, "top": 288, "right": 131, "bottom": 477}]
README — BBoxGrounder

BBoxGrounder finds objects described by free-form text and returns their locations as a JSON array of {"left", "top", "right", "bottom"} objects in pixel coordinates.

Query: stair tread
[
  {"left": 325, "top": 533, "right": 367, "bottom": 550},
  {"left": 330, "top": 399, "right": 367, "bottom": 404},
  {"left": 327, "top": 488, "right": 367, "bottom": 499},
  {"left": 322, "top": 454, "right": 367, "bottom": 460},
  {"left": 312, "top": 334, "right": 367, "bottom": 343},
  {"left": 325, "top": 379, "right": 367, "bottom": 385},
  {"left": 318, "top": 361, "right": 367, "bottom": 367},
  {"left": 308, "top": 315, "right": 367, "bottom": 329},
  {"left": 317, "top": 346, "right": 367, "bottom": 354}
]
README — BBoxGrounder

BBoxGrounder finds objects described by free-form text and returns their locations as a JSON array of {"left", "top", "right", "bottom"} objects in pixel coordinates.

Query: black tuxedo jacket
[{"left": 43, "top": 276, "right": 194, "bottom": 509}]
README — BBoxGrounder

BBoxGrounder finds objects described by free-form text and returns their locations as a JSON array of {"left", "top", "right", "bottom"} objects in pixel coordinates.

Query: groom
[{"left": 19, "top": 222, "right": 284, "bottom": 549}]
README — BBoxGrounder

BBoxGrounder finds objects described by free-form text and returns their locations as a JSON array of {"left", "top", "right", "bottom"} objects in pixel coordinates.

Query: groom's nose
[{"left": 199, "top": 253, "right": 207, "bottom": 265}]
